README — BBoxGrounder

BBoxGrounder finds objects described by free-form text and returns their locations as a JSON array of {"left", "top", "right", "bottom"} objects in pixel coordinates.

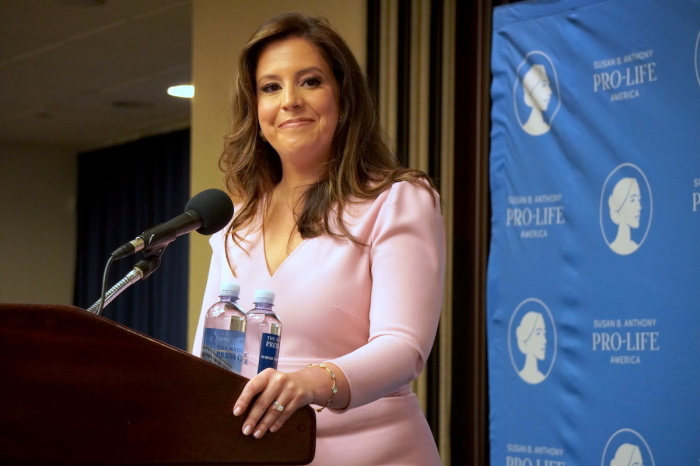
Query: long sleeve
[{"left": 328, "top": 180, "right": 446, "bottom": 409}]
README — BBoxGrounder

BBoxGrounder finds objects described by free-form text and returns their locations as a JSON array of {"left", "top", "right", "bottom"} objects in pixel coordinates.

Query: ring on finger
[{"left": 272, "top": 401, "right": 285, "bottom": 412}]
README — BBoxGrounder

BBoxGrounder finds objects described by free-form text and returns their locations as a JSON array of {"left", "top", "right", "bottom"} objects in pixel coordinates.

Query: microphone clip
[{"left": 86, "top": 249, "right": 165, "bottom": 315}]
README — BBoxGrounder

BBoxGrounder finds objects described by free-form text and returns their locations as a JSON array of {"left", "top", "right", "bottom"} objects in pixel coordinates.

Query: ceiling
[{"left": 0, "top": 0, "right": 192, "bottom": 153}]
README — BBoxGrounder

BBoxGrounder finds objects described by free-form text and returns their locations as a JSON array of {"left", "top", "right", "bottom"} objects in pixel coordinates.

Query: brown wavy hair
[{"left": 220, "top": 12, "right": 435, "bottom": 256}]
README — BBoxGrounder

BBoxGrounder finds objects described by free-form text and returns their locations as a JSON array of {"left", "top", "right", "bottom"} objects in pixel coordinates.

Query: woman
[
  {"left": 610, "top": 443, "right": 644, "bottom": 466},
  {"left": 193, "top": 12, "right": 445, "bottom": 465},
  {"left": 515, "top": 311, "right": 547, "bottom": 384},
  {"left": 520, "top": 63, "right": 553, "bottom": 136},
  {"left": 607, "top": 177, "right": 641, "bottom": 255}
]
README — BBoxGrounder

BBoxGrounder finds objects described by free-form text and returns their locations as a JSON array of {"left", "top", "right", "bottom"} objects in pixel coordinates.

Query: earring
[
  {"left": 259, "top": 129, "right": 267, "bottom": 142},
  {"left": 339, "top": 114, "right": 344, "bottom": 123}
]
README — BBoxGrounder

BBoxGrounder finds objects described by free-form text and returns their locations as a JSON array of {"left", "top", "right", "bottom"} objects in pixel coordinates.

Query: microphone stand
[{"left": 86, "top": 250, "right": 163, "bottom": 316}]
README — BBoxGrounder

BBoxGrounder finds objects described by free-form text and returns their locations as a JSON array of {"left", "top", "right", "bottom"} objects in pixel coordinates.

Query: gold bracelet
[{"left": 307, "top": 363, "right": 337, "bottom": 412}]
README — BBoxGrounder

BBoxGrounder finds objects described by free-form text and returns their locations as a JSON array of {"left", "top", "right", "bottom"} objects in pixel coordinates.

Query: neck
[
  {"left": 276, "top": 164, "right": 325, "bottom": 201},
  {"left": 523, "top": 354, "right": 540, "bottom": 373},
  {"left": 526, "top": 108, "right": 546, "bottom": 126},
  {"left": 614, "top": 223, "right": 631, "bottom": 243},
  {"left": 278, "top": 152, "right": 327, "bottom": 186}
]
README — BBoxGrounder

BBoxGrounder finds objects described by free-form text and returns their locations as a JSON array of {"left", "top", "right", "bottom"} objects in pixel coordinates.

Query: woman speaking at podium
[{"left": 193, "top": 12, "right": 445, "bottom": 465}]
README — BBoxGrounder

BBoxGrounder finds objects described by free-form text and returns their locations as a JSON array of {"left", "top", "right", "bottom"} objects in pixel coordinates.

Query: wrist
[{"left": 307, "top": 363, "right": 337, "bottom": 412}]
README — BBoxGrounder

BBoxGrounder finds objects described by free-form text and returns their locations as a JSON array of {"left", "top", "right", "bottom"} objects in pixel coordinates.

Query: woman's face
[
  {"left": 526, "top": 315, "right": 547, "bottom": 360},
  {"left": 629, "top": 448, "right": 643, "bottom": 466},
  {"left": 619, "top": 181, "right": 641, "bottom": 228},
  {"left": 523, "top": 65, "right": 552, "bottom": 111},
  {"left": 530, "top": 78, "right": 552, "bottom": 111},
  {"left": 256, "top": 36, "right": 340, "bottom": 176}
]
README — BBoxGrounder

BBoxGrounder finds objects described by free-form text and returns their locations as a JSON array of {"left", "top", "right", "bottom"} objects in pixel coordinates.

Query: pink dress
[{"left": 192, "top": 180, "right": 445, "bottom": 465}]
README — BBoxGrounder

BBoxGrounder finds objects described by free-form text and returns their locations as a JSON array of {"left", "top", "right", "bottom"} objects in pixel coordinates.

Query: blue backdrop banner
[{"left": 487, "top": 0, "right": 700, "bottom": 464}]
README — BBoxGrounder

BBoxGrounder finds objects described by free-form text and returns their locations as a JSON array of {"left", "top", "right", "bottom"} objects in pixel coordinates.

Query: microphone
[{"left": 111, "top": 188, "right": 233, "bottom": 260}]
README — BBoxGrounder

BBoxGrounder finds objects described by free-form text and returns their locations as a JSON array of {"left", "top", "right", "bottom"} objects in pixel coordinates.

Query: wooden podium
[{"left": 0, "top": 303, "right": 316, "bottom": 465}]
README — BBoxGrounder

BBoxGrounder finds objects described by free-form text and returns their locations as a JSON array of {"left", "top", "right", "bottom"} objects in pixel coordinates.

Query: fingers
[
  {"left": 233, "top": 369, "right": 310, "bottom": 439},
  {"left": 248, "top": 396, "right": 296, "bottom": 438},
  {"left": 232, "top": 371, "right": 269, "bottom": 417},
  {"left": 267, "top": 397, "right": 301, "bottom": 433},
  {"left": 244, "top": 391, "right": 288, "bottom": 438}
]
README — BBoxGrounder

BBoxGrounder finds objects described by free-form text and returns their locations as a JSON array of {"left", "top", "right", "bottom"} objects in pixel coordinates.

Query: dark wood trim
[
  {"left": 365, "top": 0, "right": 381, "bottom": 105},
  {"left": 396, "top": 0, "right": 411, "bottom": 167},
  {"left": 451, "top": 0, "right": 492, "bottom": 464},
  {"left": 425, "top": 0, "right": 444, "bottom": 446},
  {"left": 428, "top": 0, "right": 444, "bottom": 188}
]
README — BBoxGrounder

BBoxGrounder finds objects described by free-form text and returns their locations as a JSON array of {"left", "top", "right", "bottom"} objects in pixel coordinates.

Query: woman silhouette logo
[
  {"left": 513, "top": 51, "right": 561, "bottom": 136},
  {"left": 515, "top": 311, "right": 547, "bottom": 383},
  {"left": 610, "top": 444, "right": 644, "bottom": 466},
  {"left": 600, "top": 164, "right": 653, "bottom": 256},
  {"left": 607, "top": 177, "right": 642, "bottom": 255},
  {"left": 508, "top": 298, "right": 557, "bottom": 385},
  {"left": 601, "top": 428, "right": 655, "bottom": 466}
]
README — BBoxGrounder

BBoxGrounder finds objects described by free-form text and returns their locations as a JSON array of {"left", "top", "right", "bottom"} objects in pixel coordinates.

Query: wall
[
  {"left": 189, "top": 0, "right": 367, "bottom": 350},
  {"left": 0, "top": 144, "right": 76, "bottom": 304}
]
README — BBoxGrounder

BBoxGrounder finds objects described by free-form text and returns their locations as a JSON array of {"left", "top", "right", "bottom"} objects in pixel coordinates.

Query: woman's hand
[{"left": 233, "top": 363, "right": 348, "bottom": 439}]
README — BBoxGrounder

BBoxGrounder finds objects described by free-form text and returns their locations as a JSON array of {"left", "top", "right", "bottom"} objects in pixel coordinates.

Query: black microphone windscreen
[{"left": 185, "top": 189, "right": 234, "bottom": 235}]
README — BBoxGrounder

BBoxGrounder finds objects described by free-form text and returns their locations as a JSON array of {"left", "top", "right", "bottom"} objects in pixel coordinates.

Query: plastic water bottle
[
  {"left": 200, "top": 282, "right": 246, "bottom": 374},
  {"left": 241, "top": 289, "right": 281, "bottom": 378}
]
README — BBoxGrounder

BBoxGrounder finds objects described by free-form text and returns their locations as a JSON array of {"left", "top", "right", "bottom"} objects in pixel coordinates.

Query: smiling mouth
[{"left": 279, "top": 118, "right": 313, "bottom": 128}]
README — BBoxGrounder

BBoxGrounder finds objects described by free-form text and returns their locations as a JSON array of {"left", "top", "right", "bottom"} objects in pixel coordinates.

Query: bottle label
[
  {"left": 202, "top": 328, "right": 245, "bottom": 374},
  {"left": 257, "top": 332, "right": 280, "bottom": 373}
]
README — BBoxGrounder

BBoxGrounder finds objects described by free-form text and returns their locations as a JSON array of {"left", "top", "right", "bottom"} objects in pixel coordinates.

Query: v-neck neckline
[{"left": 262, "top": 226, "right": 306, "bottom": 277}]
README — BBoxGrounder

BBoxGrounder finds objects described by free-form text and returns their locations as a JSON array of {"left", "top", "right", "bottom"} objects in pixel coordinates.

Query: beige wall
[
  {"left": 188, "top": 0, "right": 367, "bottom": 350},
  {"left": 0, "top": 144, "right": 76, "bottom": 305}
]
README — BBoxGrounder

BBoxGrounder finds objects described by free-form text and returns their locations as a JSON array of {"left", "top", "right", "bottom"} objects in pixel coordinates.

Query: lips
[{"left": 279, "top": 118, "right": 314, "bottom": 128}]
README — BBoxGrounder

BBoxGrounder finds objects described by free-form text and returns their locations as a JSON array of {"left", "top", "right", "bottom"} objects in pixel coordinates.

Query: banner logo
[
  {"left": 513, "top": 51, "right": 561, "bottom": 136},
  {"left": 592, "top": 48, "right": 657, "bottom": 102},
  {"left": 508, "top": 298, "right": 557, "bottom": 384},
  {"left": 601, "top": 428, "right": 655, "bottom": 466},
  {"left": 591, "top": 317, "right": 660, "bottom": 365},
  {"left": 600, "top": 164, "right": 653, "bottom": 255}
]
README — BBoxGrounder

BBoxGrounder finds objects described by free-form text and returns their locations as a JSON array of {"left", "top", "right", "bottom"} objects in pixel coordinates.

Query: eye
[
  {"left": 260, "top": 82, "right": 281, "bottom": 94},
  {"left": 302, "top": 76, "right": 322, "bottom": 88}
]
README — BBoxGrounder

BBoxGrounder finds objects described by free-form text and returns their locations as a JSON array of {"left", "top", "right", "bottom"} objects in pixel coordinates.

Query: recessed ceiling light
[{"left": 168, "top": 85, "right": 195, "bottom": 99}]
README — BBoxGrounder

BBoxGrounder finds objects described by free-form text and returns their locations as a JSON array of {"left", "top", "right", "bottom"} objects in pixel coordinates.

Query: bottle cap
[
  {"left": 219, "top": 281, "right": 241, "bottom": 296},
  {"left": 254, "top": 289, "right": 275, "bottom": 304}
]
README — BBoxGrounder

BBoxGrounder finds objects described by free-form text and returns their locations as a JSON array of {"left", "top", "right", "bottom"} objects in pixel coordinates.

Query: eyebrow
[{"left": 257, "top": 66, "right": 327, "bottom": 86}]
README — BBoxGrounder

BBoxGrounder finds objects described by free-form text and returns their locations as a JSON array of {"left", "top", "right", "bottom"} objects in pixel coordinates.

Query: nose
[{"left": 282, "top": 86, "right": 302, "bottom": 110}]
